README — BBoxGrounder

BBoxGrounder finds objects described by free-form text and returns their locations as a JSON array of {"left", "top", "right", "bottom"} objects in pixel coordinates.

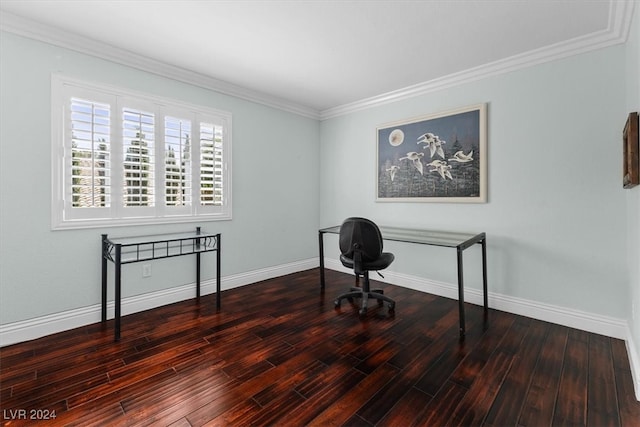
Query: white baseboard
[
  {"left": 324, "top": 259, "right": 628, "bottom": 338},
  {"left": 625, "top": 329, "right": 640, "bottom": 401},
  {"left": 0, "top": 258, "right": 317, "bottom": 347}
]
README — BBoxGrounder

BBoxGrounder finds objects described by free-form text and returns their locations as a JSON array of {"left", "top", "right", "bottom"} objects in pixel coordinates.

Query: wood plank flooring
[{"left": 1, "top": 268, "right": 639, "bottom": 426}]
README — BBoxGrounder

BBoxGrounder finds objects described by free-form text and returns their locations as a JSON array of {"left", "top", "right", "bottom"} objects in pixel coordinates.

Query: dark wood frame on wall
[{"left": 623, "top": 112, "right": 639, "bottom": 189}]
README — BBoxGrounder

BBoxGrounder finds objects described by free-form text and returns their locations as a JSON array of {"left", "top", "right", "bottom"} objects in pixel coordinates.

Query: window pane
[
  {"left": 164, "top": 116, "right": 192, "bottom": 206},
  {"left": 200, "top": 122, "right": 224, "bottom": 206},
  {"left": 123, "top": 108, "right": 155, "bottom": 207},
  {"left": 70, "top": 98, "right": 111, "bottom": 208}
]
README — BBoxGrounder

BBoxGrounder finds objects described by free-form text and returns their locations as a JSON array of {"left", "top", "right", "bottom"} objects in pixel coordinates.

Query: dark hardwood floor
[{"left": 1, "top": 269, "right": 639, "bottom": 426}]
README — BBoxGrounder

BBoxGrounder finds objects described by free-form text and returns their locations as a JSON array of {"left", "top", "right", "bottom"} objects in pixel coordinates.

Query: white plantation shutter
[
  {"left": 122, "top": 107, "right": 155, "bottom": 207},
  {"left": 199, "top": 122, "right": 224, "bottom": 206},
  {"left": 52, "top": 75, "right": 232, "bottom": 229},
  {"left": 164, "top": 116, "right": 192, "bottom": 207},
  {"left": 69, "top": 98, "right": 111, "bottom": 208}
]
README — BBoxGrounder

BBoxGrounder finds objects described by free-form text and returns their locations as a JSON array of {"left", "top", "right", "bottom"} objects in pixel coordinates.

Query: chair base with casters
[
  {"left": 334, "top": 217, "right": 396, "bottom": 316},
  {"left": 333, "top": 271, "right": 395, "bottom": 316}
]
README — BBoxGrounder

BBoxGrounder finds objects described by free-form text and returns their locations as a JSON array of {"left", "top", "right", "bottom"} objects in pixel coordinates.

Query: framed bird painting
[{"left": 376, "top": 103, "right": 487, "bottom": 203}]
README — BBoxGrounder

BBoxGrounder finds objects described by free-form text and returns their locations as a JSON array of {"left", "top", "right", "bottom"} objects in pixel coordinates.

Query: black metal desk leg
[
  {"left": 481, "top": 238, "right": 488, "bottom": 318},
  {"left": 114, "top": 244, "right": 122, "bottom": 342},
  {"left": 101, "top": 234, "right": 108, "bottom": 323},
  {"left": 319, "top": 231, "right": 325, "bottom": 289},
  {"left": 457, "top": 247, "right": 465, "bottom": 337},
  {"left": 196, "top": 227, "right": 201, "bottom": 299},
  {"left": 196, "top": 252, "right": 201, "bottom": 299},
  {"left": 216, "top": 234, "right": 221, "bottom": 310}
]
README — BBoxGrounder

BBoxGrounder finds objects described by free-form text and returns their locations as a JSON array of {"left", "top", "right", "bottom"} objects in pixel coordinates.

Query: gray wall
[
  {"left": 0, "top": 32, "right": 320, "bottom": 324},
  {"left": 625, "top": 0, "right": 640, "bottom": 384},
  {"left": 319, "top": 43, "right": 629, "bottom": 320}
]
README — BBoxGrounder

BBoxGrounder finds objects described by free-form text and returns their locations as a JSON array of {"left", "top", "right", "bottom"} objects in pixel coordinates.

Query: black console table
[
  {"left": 318, "top": 225, "right": 487, "bottom": 336},
  {"left": 101, "top": 227, "right": 221, "bottom": 341}
]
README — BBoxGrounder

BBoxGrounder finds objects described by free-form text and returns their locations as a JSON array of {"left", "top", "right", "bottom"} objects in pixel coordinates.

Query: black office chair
[{"left": 334, "top": 217, "right": 396, "bottom": 316}]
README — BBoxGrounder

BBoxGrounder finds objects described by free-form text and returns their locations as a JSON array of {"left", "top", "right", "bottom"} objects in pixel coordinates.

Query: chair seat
[{"left": 340, "top": 252, "right": 394, "bottom": 271}]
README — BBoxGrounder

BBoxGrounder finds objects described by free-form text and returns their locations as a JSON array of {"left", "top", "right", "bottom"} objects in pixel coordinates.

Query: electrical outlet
[{"left": 142, "top": 264, "right": 152, "bottom": 278}]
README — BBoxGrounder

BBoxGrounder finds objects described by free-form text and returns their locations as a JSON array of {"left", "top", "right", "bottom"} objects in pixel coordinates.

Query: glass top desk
[{"left": 318, "top": 225, "right": 487, "bottom": 336}]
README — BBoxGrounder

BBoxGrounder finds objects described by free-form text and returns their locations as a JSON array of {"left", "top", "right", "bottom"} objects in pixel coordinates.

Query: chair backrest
[{"left": 339, "top": 217, "right": 384, "bottom": 262}]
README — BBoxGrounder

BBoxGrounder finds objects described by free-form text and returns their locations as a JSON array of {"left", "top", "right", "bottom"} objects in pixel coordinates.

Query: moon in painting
[{"left": 389, "top": 129, "right": 404, "bottom": 146}]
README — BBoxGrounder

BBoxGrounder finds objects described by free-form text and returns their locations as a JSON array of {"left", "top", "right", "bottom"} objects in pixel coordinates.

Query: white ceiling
[{"left": 0, "top": 1, "right": 635, "bottom": 118}]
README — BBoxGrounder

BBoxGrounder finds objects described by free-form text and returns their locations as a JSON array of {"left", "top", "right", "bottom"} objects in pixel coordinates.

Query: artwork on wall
[
  {"left": 376, "top": 103, "right": 487, "bottom": 202},
  {"left": 623, "top": 111, "right": 639, "bottom": 189}
]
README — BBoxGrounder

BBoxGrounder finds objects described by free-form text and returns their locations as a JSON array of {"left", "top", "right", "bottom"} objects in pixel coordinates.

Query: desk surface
[{"left": 319, "top": 225, "right": 485, "bottom": 249}]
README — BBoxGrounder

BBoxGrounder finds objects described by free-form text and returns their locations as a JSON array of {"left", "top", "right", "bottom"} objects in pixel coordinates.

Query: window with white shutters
[{"left": 52, "top": 75, "right": 232, "bottom": 229}]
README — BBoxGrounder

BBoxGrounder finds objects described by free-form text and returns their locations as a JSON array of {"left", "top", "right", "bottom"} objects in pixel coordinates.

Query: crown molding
[
  {"left": 320, "top": 0, "right": 636, "bottom": 120},
  {"left": 0, "top": 10, "right": 321, "bottom": 120},
  {"left": 1, "top": 0, "right": 635, "bottom": 122}
]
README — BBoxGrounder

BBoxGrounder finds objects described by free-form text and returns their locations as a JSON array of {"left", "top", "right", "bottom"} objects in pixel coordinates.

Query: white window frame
[{"left": 51, "top": 75, "right": 232, "bottom": 230}]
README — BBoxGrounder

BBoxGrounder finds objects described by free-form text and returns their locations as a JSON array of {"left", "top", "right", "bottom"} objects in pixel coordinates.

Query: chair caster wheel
[
  {"left": 359, "top": 308, "right": 367, "bottom": 316},
  {"left": 388, "top": 303, "right": 395, "bottom": 313},
  {"left": 334, "top": 300, "right": 340, "bottom": 308}
]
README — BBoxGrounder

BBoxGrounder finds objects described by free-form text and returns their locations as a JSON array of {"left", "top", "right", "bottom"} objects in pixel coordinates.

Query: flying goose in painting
[
  {"left": 386, "top": 165, "right": 400, "bottom": 181},
  {"left": 426, "top": 159, "right": 453, "bottom": 180},
  {"left": 399, "top": 152, "right": 424, "bottom": 175},
  {"left": 417, "top": 133, "right": 446, "bottom": 159},
  {"left": 449, "top": 150, "right": 474, "bottom": 163}
]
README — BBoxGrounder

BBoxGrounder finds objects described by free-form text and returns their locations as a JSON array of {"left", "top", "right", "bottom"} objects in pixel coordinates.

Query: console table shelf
[{"left": 101, "top": 227, "right": 221, "bottom": 341}]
